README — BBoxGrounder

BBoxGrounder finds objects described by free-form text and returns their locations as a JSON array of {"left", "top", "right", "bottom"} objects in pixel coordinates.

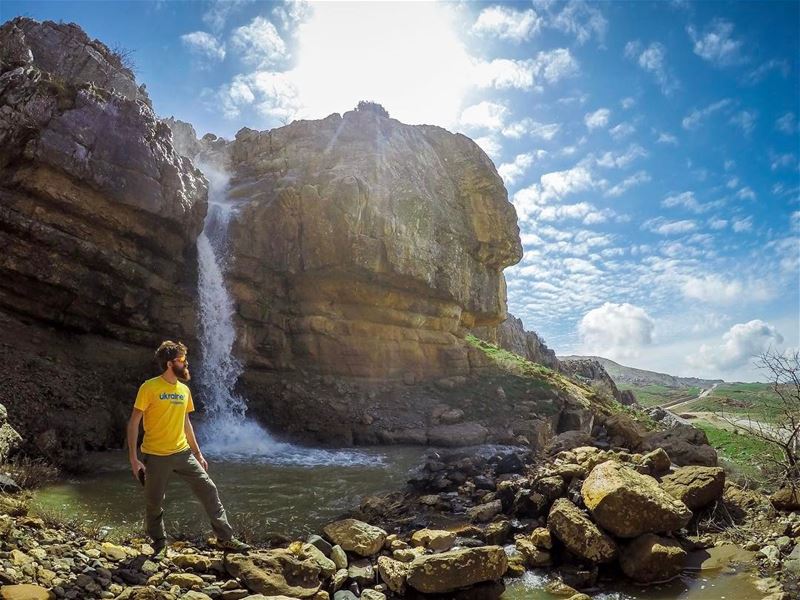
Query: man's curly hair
[{"left": 155, "top": 340, "right": 188, "bottom": 371}]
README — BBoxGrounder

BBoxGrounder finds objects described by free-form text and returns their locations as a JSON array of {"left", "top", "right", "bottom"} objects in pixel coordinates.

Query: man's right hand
[{"left": 131, "top": 458, "right": 146, "bottom": 481}]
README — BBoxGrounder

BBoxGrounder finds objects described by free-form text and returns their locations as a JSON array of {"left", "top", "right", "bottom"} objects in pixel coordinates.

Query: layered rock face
[
  {"left": 213, "top": 111, "right": 522, "bottom": 380},
  {"left": 0, "top": 18, "right": 207, "bottom": 466}
]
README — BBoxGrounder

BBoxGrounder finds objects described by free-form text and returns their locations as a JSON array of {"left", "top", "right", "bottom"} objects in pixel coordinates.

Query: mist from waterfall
[{"left": 193, "top": 158, "right": 381, "bottom": 467}]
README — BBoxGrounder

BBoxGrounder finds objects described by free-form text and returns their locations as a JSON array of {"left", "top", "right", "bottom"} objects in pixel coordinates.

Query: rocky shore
[{"left": 2, "top": 432, "right": 798, "bottom": 600}]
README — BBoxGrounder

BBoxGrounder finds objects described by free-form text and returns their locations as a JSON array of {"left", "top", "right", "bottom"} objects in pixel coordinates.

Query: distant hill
[{"left": 559, "top": 355, "right": 723, "bottom": 389}]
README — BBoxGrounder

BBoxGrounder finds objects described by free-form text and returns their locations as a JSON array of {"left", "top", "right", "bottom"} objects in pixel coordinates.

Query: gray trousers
[{"left": 142, "top": 449, "right": 234, "bottom": 543}]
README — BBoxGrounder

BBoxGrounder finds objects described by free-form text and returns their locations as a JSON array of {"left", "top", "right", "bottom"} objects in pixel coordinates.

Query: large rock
[
  {"left": 642, "top": 424, "right": 717, "bottom": 466},
  {"left": 406, "top": 546, "right": 507, "bottom": 594},
  {"left": 223, "top": 108, "right": 522, "bottom": 382},
  {"left": 376, "top": 556, "right": 409, "bottom": 595},
  {"left": 0, "top": 18, "right": 206, "bottom": 468},
  {"left": 322, "top": 519, "right": 387, "bottom": 557},
  {"left": 770, "top": 485, "right": 800, "bottom": 511},
  {"left": 223, "top": 549, "right": 322, "bottom": 598},
  {"left": 581, "top": 461, "right": 693, "bottom": 538},
  {"left": 619, "top": 533, "right": 687, "bottom": 583},
  {"left": 0, "top": 585, "right": 55, "bottom": 600},
  {"left": 0, "top": 404, "right": 22, "bottom": 463},
  {"left": 661, "top": 466, "right": 725, "bottom": 510},
  {"left": 547, "top": 498, "right": 618, "bottom": 564}
]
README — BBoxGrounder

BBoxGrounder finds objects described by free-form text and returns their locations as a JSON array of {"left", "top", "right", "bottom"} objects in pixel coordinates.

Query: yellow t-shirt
[{"left": 134, "top": 376, "right": 195, "bottom": 456}]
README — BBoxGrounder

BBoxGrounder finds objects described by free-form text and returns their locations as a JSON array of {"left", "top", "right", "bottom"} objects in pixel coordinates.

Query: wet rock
[
  {"left": 406, "top": 546, "right": 507, "bottom": 594},
  {"left": 306, "top": 534, "right": 332, "bottom": 557},
  {"left": 661, "top": 466, "right": 725, "bottom": 510},
  {"left": 224, "top": 549, "right": 322, "bottom": 598},
  {"left": 619, "top": 533, "right": 687, "bottom": 583},
  {"left": 299, "top": 543, "right": 336, "bottom": 578},
  {"left": 514, "top": 538, "right": 551, "bottom": 568},
  {"left": 329, "top": 545, "right": 347, "bottom": 571},
  {"left": 547, "top": 498, "right": 618, "bottom": 564},
  {"left": 322, "top": 519, "right": 387, "bottom": 557},
  {"left": 482, "top": 521, "right": 511, "bottom": 545},
  {"left": 347, "top": 559, "right": 375, "bottom": 587},
  {"left": 582, "top": 461, "right": 693, "bottom": 537}
]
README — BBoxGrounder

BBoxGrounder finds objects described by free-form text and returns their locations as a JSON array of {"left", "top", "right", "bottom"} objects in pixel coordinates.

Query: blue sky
[{"left": 4, "top": 1, "right": 798, "bottom": 381}]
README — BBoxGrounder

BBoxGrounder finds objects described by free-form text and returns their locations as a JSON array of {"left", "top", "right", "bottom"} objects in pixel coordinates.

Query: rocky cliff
[
  {"left": 0, "top": 18, "right": 207, "bottom": 466},
  {"left": 472, "top": 314, "right": 559, "bottom": 371},
  {"left": 173, "top": 110, "right": 523, "bottom": 381}
]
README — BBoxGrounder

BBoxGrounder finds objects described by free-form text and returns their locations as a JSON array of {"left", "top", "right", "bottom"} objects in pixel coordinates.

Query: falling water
[{"left": 193, "top": 159, "right": 381, "bottom": 467}]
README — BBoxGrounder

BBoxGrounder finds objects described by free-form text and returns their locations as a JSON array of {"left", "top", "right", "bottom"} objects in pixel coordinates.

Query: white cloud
[
  {"left": 579, "top": 302, "right": 655, "bottom": 358},
  {"left": 708, "top": 217, "right": 728, "bottom": 230},
  {"left": 657, "top": 132, "right": 678, "bottom": 145},
  {"left": 609, "top": 122, "right": 636, "bottom": 139},
  {"left": 726, "top": 176, "right": 739, "bottom": 189},
  {"left": 473, "top": 49, "right": 578, "bottom": 91},
  {"left": 231, "top": 16, "right": 288, "bottom": 68},
  {"left": 203, "top": 0, "right": 250, "bottom": 31},
  {"left": 604, "top": 171, "right": 651, "bottom": 197},
  {"left": 689, "top": 320, "right": 784, "bottom": 371},
  {"left": 682, "top": 274, "right": 773, "bottom": 304},
  {"left": 472, "top": 6, "right": 542, "bottom": 42},
  {"left": 621, "top": 97, "right": 636, "bottom": 109},
  {"left": 502, "top": 119, "right": 560, "bottom": 140},
  {"left": 595, "top": 144, "right": 647, "bottom": 168},
  {"left": 547, "top": 0, "right": 608, "bottom": 45},
  {"left": 735, "top": 187, "right": 757, "bottom": 201},
  {"left": 776, "top": 112, "right": 798, "bottom": 134},
  {"left": 732, "top": 216, "right": 753, "bottom": 232},
  {"left": 771, "top": 153, "right": 798, "bottom": 171},
  {"left": 682, "top": 98, "right": 732, "bottom": 130},
  {"left": 729, "top": 110, "right": 757, "bottom": 136},
  {"left": 498, "top": 152, "right": 544, "bottom": 186},
  {"left": 272, "top": 0, "right": 313, "bottom": 32},
  {"left": 661, "top": 191, "right": 719, "bottom": 213},
  {"left": 742, "top": 59, "right": 790, "bottom": 85},
  {"left": 473, "top": 135, "right": 502, "bottom": 160},
  {"left": 532, "top": 202, "right": 618, "bottom": 225},
  {"left": 512, "top": 165, "right": 606, "bottom": 220},
  {"left": 644, "top": 217, "right": 697, "bottom": 235},
  {"left": 217, "top": 71, "right": 300, "bottom": 120},
  {"left": 460, "top": 101, "right": 508, "bottom": 130},
  {"left": 687, "top": 19, "right": 745, "bottom": 66},
  {"left": 585, "top": 108, "right": 610, "bottom": 130},
  {"left": 625, "top": 40, "right": 679, "bottom": 94},
  {"left": 181, "top": 31, "right": 226, "bottom": 61}
]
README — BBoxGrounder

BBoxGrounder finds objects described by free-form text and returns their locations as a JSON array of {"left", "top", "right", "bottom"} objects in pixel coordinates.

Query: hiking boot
[{"left": 216, "top": 537, "right": 251, "bottom": 553}]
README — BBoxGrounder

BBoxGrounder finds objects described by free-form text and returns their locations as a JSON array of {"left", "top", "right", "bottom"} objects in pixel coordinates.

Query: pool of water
[{"left": 32, "top": 445, "right": 426, "bottom": 540}]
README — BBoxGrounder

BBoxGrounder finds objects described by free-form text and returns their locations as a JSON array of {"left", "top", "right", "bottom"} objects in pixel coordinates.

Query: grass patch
[
  {"left": 617, "top": 383, "right": 701, "bottom": 407},
  {"left": 465, "top": 334, "right": 593, "bottom": 406},
  {"left": 694, "top": 420, "right": 783, "bottom": 481},
  {"left": 1, "top": 456, "right": 59, "bottom": 489},
  {"left": 681, "top": 382, "right": 783, "bottom": 422}
]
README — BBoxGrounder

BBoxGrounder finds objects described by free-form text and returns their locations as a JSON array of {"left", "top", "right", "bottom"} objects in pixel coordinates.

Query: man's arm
[
  {"left": 127, "top": 408, "right": 146, "bottom": 480},
  {"left": 184, "top": 414, "right": 208, "bottom": 471}
]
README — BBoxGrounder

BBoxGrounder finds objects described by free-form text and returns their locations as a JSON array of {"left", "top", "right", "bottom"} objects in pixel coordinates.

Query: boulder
[
  {"left": 619, "top": 533, "right": 687, "bottom": 583},
  {"left": 770, "top": 485, "right": 800, "bottom": 511},
  {"left": 467, "top": 499, "right": 502, "bottom": 523},
  {"left": 322, "top": 519, "right": 387, "bottom": 557},
  {"left": 376, "top": 556, "right": 408, "bottom": 594},
  {"left": 547, "top": 498, "right": 618, "bottom": 564},
  {"left": 410, "top": 529, "right": 456, "bottom": 552},
  {"left": 581, "top": 461, "right": 693, "bottom": 538},
  {"left": 515, "top": 538, "right": 552, "bottom": 567},
  {"left": 602, "top": 413, "right": 646, "bottom": 450},
  {"left": 428, "top": 423, "right": 489, "bottom": 447},
  {"left": 661, "top": 466, "right": 725, "bottom": 510},
  {"left": 224, "top": 549, "right": 322, "bottom": 598},
  {"left": 406, "top": 546, "right": 507, "bottom": 594},
  {"left": 642, "top": 448, "right": 672, "bottom": 476},
  {"left": 0, "top": 585, "right": 55, "bottom": 600},
  {"left": 642, "top": 425, "right": 717, "bottom": 466}
]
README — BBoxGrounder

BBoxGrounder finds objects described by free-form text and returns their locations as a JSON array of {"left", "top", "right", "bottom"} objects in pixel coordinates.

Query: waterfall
[{"left": 193, "top": 159, "right": 380, "bottom": 467}]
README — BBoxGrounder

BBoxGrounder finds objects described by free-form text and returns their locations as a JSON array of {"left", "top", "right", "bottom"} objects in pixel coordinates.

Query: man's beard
[{"left": 173, "top": 365, "right": 191, "bottom": 381}]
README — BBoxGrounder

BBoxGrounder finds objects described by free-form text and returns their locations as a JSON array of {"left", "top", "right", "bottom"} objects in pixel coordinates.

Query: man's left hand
[{"left": 195, "top": 452, "right": 208, "bottom": 471}]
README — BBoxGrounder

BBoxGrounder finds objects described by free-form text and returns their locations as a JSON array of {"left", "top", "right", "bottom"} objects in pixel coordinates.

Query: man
[{"left": 127, "top": 340, "right": 250, "bottom": 557}]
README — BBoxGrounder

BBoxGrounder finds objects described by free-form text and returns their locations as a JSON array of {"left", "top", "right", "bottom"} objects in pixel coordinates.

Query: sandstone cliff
[{"left": 0, "top": 18, "right": 207, "bottom": 466}]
